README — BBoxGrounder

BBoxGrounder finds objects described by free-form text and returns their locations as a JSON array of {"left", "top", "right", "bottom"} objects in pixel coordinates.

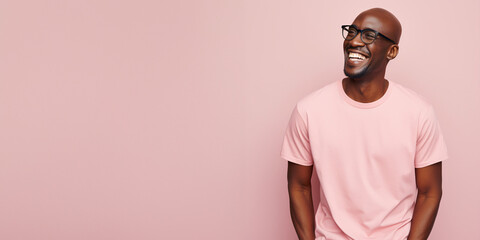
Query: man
[{"left": 280, "top": 8, "right": 448, "bottom": 240}]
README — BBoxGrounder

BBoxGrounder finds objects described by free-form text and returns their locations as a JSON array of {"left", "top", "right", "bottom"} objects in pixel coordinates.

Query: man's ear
[{"left": 387, "top": 44, "right": 399, "bottom": 60}]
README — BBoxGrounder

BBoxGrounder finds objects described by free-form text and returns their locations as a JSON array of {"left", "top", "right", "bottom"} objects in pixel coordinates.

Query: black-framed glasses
[{"left": 341, "top": 25, "right": 396, "bottom": 45}]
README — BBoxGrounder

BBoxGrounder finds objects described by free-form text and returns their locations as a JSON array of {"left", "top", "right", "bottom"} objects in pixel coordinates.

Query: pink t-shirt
[{"left": 280, "top": 79, "right": 449, "bottom": 240}]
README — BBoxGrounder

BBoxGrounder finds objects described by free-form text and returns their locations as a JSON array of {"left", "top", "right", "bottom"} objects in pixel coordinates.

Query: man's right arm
[{"left": 287, "top": 161, "right": 315, "bottom": 240}]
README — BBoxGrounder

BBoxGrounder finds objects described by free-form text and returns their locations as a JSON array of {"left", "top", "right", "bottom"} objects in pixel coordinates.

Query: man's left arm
[{"left": 407, "top": 162, "right": 442, "bottom": 240}]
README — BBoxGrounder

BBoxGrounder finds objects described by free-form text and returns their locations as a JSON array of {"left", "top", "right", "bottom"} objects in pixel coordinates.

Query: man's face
[{"left": 343, "top": 15, "right": 392, "bottom": 79}]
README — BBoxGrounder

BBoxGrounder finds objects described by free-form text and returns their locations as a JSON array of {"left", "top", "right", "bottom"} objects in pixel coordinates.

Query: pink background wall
[{"left": 0, "top": 1, "right": 479, "bottom": 239}]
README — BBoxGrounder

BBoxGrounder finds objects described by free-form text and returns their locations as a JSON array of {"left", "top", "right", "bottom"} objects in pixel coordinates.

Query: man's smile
[{"left": 345, "top": 50, "right": 370, "bottom": 66}]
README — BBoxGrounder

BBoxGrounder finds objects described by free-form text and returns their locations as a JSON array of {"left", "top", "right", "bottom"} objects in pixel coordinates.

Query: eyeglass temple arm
[{"left": 378, "top": 32, "right": 397, "bottom": 44}]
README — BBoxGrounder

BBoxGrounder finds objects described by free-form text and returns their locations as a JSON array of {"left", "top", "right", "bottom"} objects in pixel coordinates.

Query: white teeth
[{"left": 348, "top": 52, "right": 367, "bottom": 60}]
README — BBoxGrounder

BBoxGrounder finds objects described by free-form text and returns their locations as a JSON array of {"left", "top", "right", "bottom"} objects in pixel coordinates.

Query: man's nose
[{"left": 349, "top": 33, "right": 365, "bottom": 47}]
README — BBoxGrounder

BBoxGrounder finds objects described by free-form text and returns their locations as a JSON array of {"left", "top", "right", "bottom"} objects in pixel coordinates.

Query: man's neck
[{"left": 342, "top": 75, "right": 389, "bottom": 103}]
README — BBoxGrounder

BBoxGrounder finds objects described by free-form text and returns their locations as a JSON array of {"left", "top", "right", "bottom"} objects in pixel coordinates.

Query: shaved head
[
  {"left": 343, "top": 8, "right": 402, "bottom": 79},
  {"left": 354, "top": 8, "right": 402, "bottom": 44}
]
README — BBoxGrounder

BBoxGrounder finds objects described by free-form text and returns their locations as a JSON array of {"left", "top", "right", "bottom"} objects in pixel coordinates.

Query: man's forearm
[
  {"left": 407, "top": 192, "right": 442, "bottom": 240},
  {"left": 288, "top": 185, "right": 315, "bottom": 240}
]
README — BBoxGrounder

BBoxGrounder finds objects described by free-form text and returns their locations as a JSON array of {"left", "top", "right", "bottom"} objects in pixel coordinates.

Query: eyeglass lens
[{"left": 342, "top": 26, "right": 377, "bottom": 44}]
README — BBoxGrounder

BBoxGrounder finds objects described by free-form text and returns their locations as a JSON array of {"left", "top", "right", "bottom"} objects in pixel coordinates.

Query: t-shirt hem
[
  {"left": 280, "top": 154, "right": 314, "bottom": 166},
  {"left": 414, "top": 155, "right": 448, "bottom": 168}
]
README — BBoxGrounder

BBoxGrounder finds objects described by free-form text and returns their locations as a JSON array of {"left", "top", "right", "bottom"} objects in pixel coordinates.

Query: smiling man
[{"left": 280, "top": 8, "right": 448, "bottom": 240}]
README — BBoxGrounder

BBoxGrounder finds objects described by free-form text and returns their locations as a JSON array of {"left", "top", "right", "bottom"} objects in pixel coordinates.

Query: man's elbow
[
  {"left": 418, "top": 188, "right": 442, "bottom": 201},
  {"left": 288, "top": 181, "right": 312, "bottom": 192}
]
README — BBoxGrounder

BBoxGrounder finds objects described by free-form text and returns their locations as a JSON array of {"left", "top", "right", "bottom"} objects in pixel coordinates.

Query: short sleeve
[
  {"left": 280, "top": 104, "right": 314, "bottom": 166},
  {"left": 414, "top": 105, "right": 449, "bottom": 168}
]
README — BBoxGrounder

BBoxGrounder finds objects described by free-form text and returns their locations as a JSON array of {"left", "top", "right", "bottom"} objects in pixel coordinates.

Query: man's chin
[{"left": 344, "top": 67, "right": 367, "bottom": 79}]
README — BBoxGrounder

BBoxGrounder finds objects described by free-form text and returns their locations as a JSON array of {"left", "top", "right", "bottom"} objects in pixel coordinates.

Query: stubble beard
[{"left": 344, "top": 64, "right": 369, "bottom": 79}]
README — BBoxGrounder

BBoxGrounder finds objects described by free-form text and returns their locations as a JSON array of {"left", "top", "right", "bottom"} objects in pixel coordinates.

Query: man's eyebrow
[{"left": 353, "top": 24, "right": 377, "bottom": 32}]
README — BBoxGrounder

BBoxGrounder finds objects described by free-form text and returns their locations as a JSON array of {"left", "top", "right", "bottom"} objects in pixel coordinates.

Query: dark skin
[
  {"left": 287, "top": 162, "right": 315, "bottom": 240},
  {"left": 409, "top": 162, "right": 443, "bottom": 240},
  {"left": 288, "top": 8, "right": 442, "bottom": 240}
]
